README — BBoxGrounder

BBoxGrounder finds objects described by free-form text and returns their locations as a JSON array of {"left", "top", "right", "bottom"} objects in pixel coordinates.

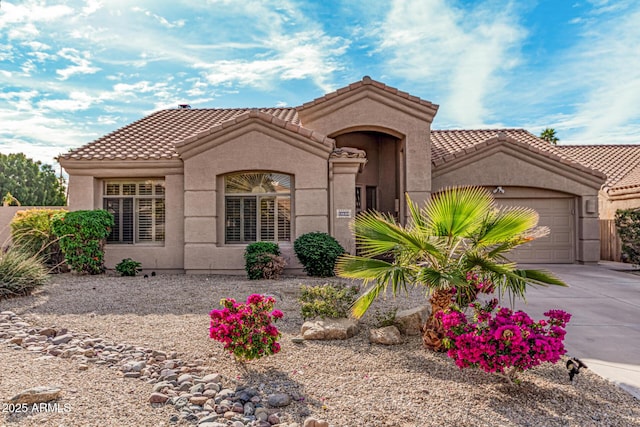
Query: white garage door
[{"left": 496, "top": 198, "right": 575, "bottom": 263}]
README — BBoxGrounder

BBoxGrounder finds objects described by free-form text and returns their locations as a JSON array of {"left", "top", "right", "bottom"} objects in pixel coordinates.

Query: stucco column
[
  {"left": 577, "top": 195, "right": 600, "bottom": 264},
  {"left": 66, "top": 175, "right": 99, "bottom": 210},
  {"left": 404, "top": 129, "right": 431, "bottom": 223},
  {"left": 329, "top": 151, "right": 367, "bottom": 255}
]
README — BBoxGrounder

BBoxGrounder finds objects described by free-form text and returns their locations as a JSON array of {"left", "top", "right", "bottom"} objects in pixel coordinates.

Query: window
[
  {"left": 103, "top": 180, "right": 165, "bottom": 244},
  {"left": 224, "top": 172, "right": 291, "bottom": 243}
]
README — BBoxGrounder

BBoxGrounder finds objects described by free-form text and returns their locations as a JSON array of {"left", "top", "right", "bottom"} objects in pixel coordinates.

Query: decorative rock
[
  {"left": 301, "top": 318, "right": 358, "bottom": 340},
  {"left": 38, "top": 327, "right": 57, "bottom": 337},
  {"left": 150, "top": 392, "right": 170, "bottom": 404},
  {"left": 255, "top": 407, "right": 269, "bottom": 421},
  {"left": 78, "top": 364, "right": 89, "bottom": 371},
  {"left": 124, "top": 372, "right": 141, "bottom": 378},
  {"left": 51, "top": 334, "right": 73, "bottom": 345},
  {"left": 369, "top": 325, "right": 403, "bottom": 345},
  {"left": 304, "top": 418, "right": 329, "bottom": 427},
  {"left": 243, "top": 402, "right": 255, "bottom": 416},
  {"left": 291, "top": 336, "right": 305, "bottom": 344},
  {"left": 268, "top": 413, "right": 281, "bottom": 424},
  {"left": 201, "top": 373, "right": 222, "bottom": 384},
  {"left": 394, "top": 306, "right": 429, "bottom": 335},
  {"left": 8, "top": 386, "right": 62, "bottom": 404},
  {"left": 177, "top": 373, "right": 193, "bottom": 384},
  {"left": 153, "top": 381, "right": 173, "bottom": 392},
  {"left": 189, "top": 395, "right": 208, "bottom": 406},
  {"left": 268, "top": 392, "right": 291, "bottom": 407}
]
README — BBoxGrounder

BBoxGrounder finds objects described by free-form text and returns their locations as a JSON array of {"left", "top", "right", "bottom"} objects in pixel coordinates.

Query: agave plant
[{"left": 336, "top": 186, "right": 566, "bottom": 351}]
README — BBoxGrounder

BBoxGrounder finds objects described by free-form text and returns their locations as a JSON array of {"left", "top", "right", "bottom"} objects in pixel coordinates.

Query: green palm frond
[
  {"left": 423, "top": 187, "right": 493, "bottom": 237},
  {"left": 352, "top": 210, "right": 440, "bottom": 258},
  {"left": 513, "top": 269, "right": 567, "bottom": 287},
  {"left": 337, "top": 255, "right": 415, "bottom": 318},
  {"left": 476, "top": 207, "right": 540, "bottom": 246}
]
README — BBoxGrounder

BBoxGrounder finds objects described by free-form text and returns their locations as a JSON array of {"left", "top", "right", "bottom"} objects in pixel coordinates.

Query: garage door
[{"left": 496, "top": 198, "right": 575, "bottom": 263}]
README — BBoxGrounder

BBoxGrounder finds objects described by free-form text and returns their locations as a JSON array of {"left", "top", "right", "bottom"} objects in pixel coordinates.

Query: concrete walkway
[{"left": 512, "top": 262, "right": 640, "bottom": 399}]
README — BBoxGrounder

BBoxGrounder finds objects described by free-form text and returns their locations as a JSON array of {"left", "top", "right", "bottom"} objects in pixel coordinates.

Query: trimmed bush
[
  {"left": 115, "top": 258, "right": 142, "bottom": 276},
  {"left": 0, "top": 249, "right": 48, "bottom": 300},
  {"left": 51, "top": 210, "right": 114, "bottom": 275},
  {"left": 299, "top": 282, "right": 359, "bottom": 320},
  {"left": 615, "top": 208, "right": 640, "bottom": 265},
  {"left": 244, "top": 242, "right": 285, "bottom": 280},
  {"left": 10, "top": 208, "right": 67, "bottom": 272},
  {"left": 294, "top": 232, "right": 345, "bottom": 277}
]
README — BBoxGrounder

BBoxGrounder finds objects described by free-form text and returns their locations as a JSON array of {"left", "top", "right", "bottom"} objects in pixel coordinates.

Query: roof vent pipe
[{"left": 178, "top": 104, "right": 191, "bottom": 109}]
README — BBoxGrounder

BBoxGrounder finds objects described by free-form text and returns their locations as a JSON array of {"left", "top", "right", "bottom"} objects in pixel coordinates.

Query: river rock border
[{"left": 0, "top": 311, "right": 330, "bottom": 427}]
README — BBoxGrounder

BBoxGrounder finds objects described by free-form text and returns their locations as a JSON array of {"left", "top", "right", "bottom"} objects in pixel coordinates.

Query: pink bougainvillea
[
  {"left": 440, "top": 298, "right": 571, "bottom": 383},
  {"left": 209, "top": 294, "right": 283, "bottom": 363}
]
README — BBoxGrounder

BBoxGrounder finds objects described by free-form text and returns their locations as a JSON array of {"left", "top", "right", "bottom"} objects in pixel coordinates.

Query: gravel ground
[{"left": 1, "top": 273, "right": 639, "bottom": 427}]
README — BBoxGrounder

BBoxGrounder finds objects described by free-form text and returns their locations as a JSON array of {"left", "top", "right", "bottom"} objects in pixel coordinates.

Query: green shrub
[
  {"left": 244, "top": 242, "right": 285, "bottom": 280},
  {"left": 615, "top": 208, "right": 640, "bottom": 266},
  {"left": 293, "top": 232, "right": 345, "bottom": 277},
  {"left": 299, "top": 282, "right": 359, "bottom": 320},
  {"left": 115, "top": 258, "right": 142, "bottom": 276},
  {"left": 0, "top": 249, "right": 48, "bottom": 300},
  {"left": 373, "top": 307, "right": 398, "bottom": 328},
  {"left": 10, "top": 208, "right": 67, "bottom": 272},
  {"left": 51, "top": 210, "right": 114, "bottom": 275}
]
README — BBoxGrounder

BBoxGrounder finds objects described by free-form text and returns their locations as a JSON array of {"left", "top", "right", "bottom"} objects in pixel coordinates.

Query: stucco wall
[
  {"left": 180, "top": 122, "right": 332, "bottom": 273},
  {"left": 297, "top": 86, "right": 435, "bottom": 220},
  {"left": 63, "top": 166, "right": 186, "bottom": 273},
  {"left": 600, "top": 193, "right": 640, "bottom": 219}
]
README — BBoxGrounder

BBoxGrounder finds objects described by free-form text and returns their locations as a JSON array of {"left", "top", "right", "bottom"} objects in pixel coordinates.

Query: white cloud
[
  {"left": 0, "top": 1, "right": 74, "bottom": 40},
  {"left": 376, "top": 0, "right": 526, "bottom": 127},
  {"left": 533, "top": 5, "right": 640, "bottom": 145},
  {"left": 56, "top": 48, "right": 101, "bottom": 80},
  {"left": 82, "top": 0, "right": 103, "bottom": 16},
  {"left": 38, "top": 92, "right": 96, "bottom": 112},
  {"left": 193, "top": 1, "right": 349, "bottom": 93},
  {"left": 131, "top": 6, "right": 186, "bottom": 29}
]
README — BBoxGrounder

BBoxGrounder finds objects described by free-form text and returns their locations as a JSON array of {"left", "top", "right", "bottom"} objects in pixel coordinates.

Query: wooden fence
[{"left": 600, "top": 219, "right": 622, "bottom": 261}]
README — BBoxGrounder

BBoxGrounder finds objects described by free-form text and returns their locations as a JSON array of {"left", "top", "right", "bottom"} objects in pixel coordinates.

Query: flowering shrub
[
  {"left": 209, "top": 294, "right": 284, "bottom": 363},
  {"left": 441, "top": 298, "right": 571, "bottom": 383}
]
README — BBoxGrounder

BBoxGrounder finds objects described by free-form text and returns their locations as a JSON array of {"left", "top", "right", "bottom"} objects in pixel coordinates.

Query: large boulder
[
  {"left": 301, "top": 318, "right": 358, "bottom": 340},
  {"left": 368, "top": 325, "right": 403, "bottom": 345},
  {"left": 394, "top": 306, "right": 430, "bottom": 335},
  {"left": 7, "top": 386, "right": 61, "bottom": 404}
]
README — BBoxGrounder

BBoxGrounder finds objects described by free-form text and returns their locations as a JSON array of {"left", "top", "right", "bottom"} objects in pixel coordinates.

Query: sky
[{"left": 1, "top": 0, "right": 639, "bottom": 171}]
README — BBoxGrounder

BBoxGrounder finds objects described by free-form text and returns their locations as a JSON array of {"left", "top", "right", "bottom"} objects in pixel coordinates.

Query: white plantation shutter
[
  {"left": 103, "top": 180, "right": 165, "bottom": 244},
  {"left": 224, "top": 172, "right": 292, "bottom": 243}
]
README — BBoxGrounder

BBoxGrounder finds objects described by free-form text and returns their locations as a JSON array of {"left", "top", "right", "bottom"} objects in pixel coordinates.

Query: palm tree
[
  {"left": 540, "top": 128, "right": 559, "bottom": 145},
  {"left": 336, "top": 186, "right": 566, "bottom": 351}
]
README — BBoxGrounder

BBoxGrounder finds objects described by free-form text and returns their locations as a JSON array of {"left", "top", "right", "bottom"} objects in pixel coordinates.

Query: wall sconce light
[{"left": 492, "top": 186, "right": 505, "bottom": 194}]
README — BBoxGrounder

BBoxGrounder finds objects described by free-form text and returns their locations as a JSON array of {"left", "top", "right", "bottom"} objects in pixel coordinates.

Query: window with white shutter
[
  {"left": 224, "top": 172, "right": 291, "bottom": 244},
  {"left": 103, "top": 180, "right": 165, "bottom": 244}
]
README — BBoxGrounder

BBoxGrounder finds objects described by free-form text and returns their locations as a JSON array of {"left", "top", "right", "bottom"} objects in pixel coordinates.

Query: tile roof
[
  {"left": 175, "top": 109, "right": 332, "bottom": 150},
  {"left": 60, "top": 108, "right": 299, "bottom": 160},
  {"left": 430, "top": 129, "right": 604, "bottom": 179},
  {"left": 297, "top": 76, "right": 439, "bottom": 114},
  {"left": 556, "top": 145, "right": 640, "bottom": 192}
]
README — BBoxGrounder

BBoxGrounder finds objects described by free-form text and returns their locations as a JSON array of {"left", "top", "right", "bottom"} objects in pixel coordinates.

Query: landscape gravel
[{"left": 1, "top": 273, "right": 639, "bottom": 427}]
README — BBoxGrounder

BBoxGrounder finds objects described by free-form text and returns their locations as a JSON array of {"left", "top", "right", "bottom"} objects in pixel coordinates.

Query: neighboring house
[
  {"left": 58, "top": 77, "right": 606, "bottom": 273},
  {"left": 555, "top": 145, "right": 640, "bottom": 219}
]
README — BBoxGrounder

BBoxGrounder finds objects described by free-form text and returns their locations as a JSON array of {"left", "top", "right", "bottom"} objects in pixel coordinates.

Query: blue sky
[{"left": 1, "top": 0, "right": 639, "bottom": 169}]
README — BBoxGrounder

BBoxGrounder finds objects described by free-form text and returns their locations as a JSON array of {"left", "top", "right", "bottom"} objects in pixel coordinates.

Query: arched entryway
[{"left": 334, "top": 131, "right": 403, "bottom": 220}]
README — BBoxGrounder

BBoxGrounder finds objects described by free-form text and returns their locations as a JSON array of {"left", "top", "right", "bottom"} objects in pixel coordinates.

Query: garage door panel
[{"left": 496, "top": 197, "right": 574, "bottom": 263}]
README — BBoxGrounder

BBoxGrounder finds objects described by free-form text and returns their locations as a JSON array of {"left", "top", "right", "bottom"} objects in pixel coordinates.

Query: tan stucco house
[{"left": 59, "top": 77, "right": 608, "bottom": 273}]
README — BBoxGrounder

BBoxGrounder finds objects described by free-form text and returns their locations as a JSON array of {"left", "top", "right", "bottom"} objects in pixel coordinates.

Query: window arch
[{"left": 224, "top": 172, "right": 292, "bottom": 243}]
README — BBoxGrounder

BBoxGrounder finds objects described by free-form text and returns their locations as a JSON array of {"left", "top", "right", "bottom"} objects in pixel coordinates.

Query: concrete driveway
[{"left": 512, "top": 262, "right": 640, "bottom": 399}]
